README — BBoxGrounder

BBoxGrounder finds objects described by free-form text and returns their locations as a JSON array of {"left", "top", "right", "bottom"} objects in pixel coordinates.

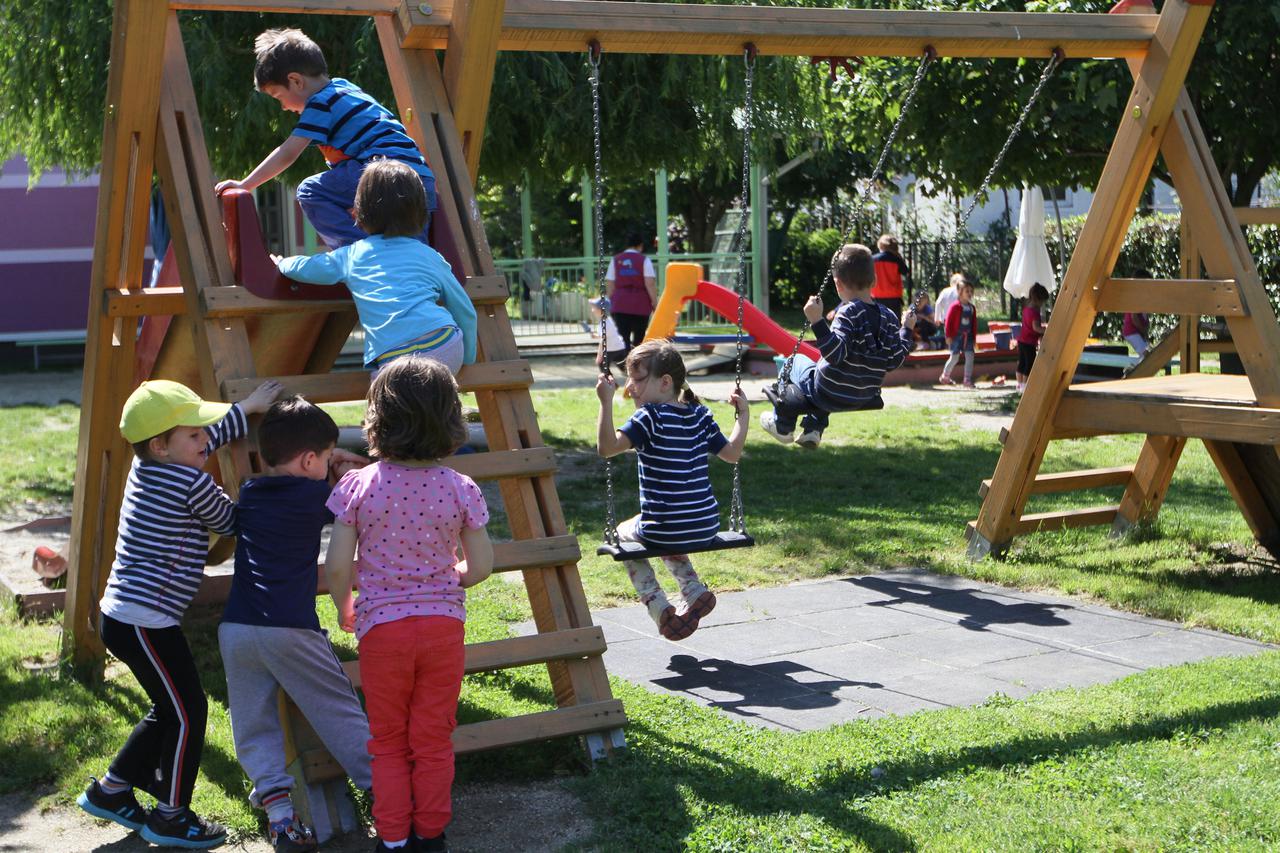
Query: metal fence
[
  {"left": 494, "top": 253, "right": 753, "bottom": 339},
  {"left": 900, "top": 237, "right": 1017, "bottom": 320}
]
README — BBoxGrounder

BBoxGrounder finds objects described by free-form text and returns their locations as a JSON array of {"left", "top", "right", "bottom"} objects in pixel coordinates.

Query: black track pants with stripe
[{"left": 101, "top": 615, "right": 207, "bottom": 808}]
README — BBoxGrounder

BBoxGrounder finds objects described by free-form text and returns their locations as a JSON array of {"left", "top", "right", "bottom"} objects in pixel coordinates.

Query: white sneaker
[
  {"left": 759, "top": 411, "right": 794, "bottom": 444},
  {"left": 796, "top": 430, "right": 822, "bottom": 449}
]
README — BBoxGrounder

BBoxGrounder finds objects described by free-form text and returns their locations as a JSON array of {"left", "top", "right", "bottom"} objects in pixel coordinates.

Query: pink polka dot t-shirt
[{"left": 326, "top": 461, "right": 489, "bottom": 639}]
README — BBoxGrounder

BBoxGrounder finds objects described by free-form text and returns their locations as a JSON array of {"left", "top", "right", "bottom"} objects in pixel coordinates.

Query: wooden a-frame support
[{"left": 970, "top": 0, "right": 1280, "bottom": 560}]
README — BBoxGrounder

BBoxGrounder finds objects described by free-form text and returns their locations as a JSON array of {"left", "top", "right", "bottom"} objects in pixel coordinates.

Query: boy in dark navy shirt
[{"left": 218, "top": 397, "right": 372, "bottom": 852}]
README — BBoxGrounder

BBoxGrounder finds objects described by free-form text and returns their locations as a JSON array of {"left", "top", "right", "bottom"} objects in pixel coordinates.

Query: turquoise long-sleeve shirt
[{"left": 278, "top": 235, "right": 477, "bottom": 368}]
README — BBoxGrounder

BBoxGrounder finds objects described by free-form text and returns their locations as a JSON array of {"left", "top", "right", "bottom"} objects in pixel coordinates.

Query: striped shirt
[
  {"left": 806, "top": 299, "right": 912, "bottom": 412},
  {"left": 99, "top": 406, "right": 247, "bottom": 625},
  {"left": 292, "top": 78, "right": 434, "bottom": 183},
  {"left": 619, "top": 402, "right": 729, "bottom": 549}
]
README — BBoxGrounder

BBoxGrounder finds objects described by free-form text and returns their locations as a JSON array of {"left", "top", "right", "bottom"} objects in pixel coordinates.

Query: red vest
[{"left": 610, "top": 250, "right": 652, "bottom": 315}]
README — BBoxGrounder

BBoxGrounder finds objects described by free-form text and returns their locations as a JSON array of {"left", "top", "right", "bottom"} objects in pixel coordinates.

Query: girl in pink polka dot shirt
[{"left": 324, "top": 357, "right": 493, "bottom": 853}]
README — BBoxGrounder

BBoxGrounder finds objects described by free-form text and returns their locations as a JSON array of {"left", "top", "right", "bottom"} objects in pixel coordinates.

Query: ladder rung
[
  {"left": 446, "top": 446, "right": 556, "bottom": 481},
  {"left": 202, "top": 286, "right": 355, "bottom": 318},
  {"left": 220, "top": 359, "right": 533, "bottom": 403},
  {"left": 1096, "top": 277, "right": 1244, "bottom": 317},
  {"left": 979, "top": 466, "right": 1133, "bottom": 500},
  {"left": 337, "top": 626, "right": 608, "bottom": 689},
  {"left": 1012, "top": 505, "right": 1120, "bottom": 535},
  {"left": 296, "top": 699, "right": 627, "bottom": 782},
  {"left": 105, "top": 287, "right": 187, "bottom": 317},
  {"left": 312, "top": 535, "right": 582, "bottom": 596},
  {"left": 466, "top": 275, "right": 510, "bottom": 304}
]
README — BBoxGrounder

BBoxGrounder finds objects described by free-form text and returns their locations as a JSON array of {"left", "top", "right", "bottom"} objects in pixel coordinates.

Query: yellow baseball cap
[{"left": 120, "top": 380, "right": 232, "bottom": 443}]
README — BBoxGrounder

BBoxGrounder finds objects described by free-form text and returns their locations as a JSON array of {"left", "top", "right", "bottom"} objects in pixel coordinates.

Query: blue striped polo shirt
[
  {"left": 806, "top": 299, "right": 913, "bottom": 412},
  {"left": 99, "top": 406, "right": 247, "bottom": 625},
  {"left": 292, "top": 78, "right": 434, "bottom": 182},
  {"left": 619, "top": 402, "right": 729, "bottom": 549}
]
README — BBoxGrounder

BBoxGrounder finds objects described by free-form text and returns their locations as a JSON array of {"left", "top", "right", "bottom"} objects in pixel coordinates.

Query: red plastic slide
[{"left": 690, "top": 280, "right": 820, "bottom": 361}]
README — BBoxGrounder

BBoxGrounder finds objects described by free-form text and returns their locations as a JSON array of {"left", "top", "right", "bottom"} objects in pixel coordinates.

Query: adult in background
[
  {"left": 871, "top": 234, "right": 911, "bottom": 318},
  {"left": 605, "top": 231, "right": 658, "bottom": 354}
]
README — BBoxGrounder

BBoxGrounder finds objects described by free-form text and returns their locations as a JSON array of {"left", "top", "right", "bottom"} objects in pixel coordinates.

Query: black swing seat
[
  {"left": 597, "top": 530, "right": 755, "bottom": 561},
  {"left": 762, "top": 381, "right": 884, "bottom": 413}
]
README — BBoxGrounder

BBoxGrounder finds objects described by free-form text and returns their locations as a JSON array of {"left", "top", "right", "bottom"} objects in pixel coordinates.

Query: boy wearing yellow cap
[{"left": 78, "top": 378, "right": 281, "bottom": 850}]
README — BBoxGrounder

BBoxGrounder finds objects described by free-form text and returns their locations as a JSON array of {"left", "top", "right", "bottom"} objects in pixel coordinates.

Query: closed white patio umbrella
[{"left": 1002, "top": 186, "right": 1057, "bottom": 300}]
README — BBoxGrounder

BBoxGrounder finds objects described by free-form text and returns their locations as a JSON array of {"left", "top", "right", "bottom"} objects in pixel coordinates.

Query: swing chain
[
  {"left": 779, "top": 47, "right": 935, "bottom": 390},
  {"left": 929, "top": 47, "right": 1064, "bottom": 289},
  {"left": 728, "top": 44, "right": 756, "bottom": 535},
  {"left": 588, "top": 41, "right": 620, "bottom": 546}
]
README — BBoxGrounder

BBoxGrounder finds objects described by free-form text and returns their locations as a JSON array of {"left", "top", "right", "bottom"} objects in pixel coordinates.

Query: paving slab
[{"left": 520, "top": 572, "right": 1279, "bottom": 732}]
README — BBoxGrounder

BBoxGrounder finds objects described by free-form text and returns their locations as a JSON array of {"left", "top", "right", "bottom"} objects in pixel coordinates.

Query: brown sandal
[
  {"left": 657, "top": 606, "right": 699, "bottom": 641},
  {"left": 685, "top": 590, "right": 717, "bottom": 621}
]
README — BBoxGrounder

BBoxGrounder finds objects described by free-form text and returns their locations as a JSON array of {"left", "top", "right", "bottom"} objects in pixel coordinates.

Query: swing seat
[{"left": 597, "top": 530, "right": 755, "bottom": 561}]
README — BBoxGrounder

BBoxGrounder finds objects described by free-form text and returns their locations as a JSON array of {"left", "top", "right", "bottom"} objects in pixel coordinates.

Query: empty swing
[{"left": 595, "top": 44, "right": 758, "bottom": 561}]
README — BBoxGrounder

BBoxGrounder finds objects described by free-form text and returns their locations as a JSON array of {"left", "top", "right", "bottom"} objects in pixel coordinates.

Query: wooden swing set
[{"left": 66, "top": 0, "right": 1271, "bottom": 835}]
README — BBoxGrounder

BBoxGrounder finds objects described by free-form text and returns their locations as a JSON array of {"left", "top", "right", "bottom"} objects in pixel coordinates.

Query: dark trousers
[
  {"left": 611, "top": 312, "right": 650, "bottom": 353},
  {"left": 101, "top": 614, "right": 207, "bottom": 808},
  {"left": 771, "top": 355, "right": 830, "bottom": 434},
  {"left": 1017, "top": 341, "right": 1038, "bottom": 376}
]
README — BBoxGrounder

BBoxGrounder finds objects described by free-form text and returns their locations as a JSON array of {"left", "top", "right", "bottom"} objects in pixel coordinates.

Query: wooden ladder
[
  {"left": 64, "top": 5, "right": 624, "bottom": 839},
  {"left": 969, "top": 0, "right": 1280, "bottom": 560}
]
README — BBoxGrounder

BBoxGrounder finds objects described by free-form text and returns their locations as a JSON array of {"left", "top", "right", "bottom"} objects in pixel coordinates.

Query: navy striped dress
[
  {"left": 99, "top": 406, "right": 246, "bottom": 623},
  {"left": 619, "top": 402, "right": 729, "bottom": 549}
]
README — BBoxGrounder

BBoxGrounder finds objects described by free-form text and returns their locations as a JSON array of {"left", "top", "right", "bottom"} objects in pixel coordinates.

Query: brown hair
[
  {"left": 353, "top": 159, "right": 428, "bottom": 238},
  {"left": 625, "top": 340, "right": 699, "bottom": 406},
  {"left": 257, "top": 396, "right": 339, "bottom": 466},
  {"left": 131, "top": 427, "right": 178, "bottom": 460},
  {"left": 831, "top": 243, "right": 875, "bottom": 289},
  {"left": 877, "top": 234, "right": 898, "bottom": 253},
  {"left": 364, "top": 357, "right": 467, "bottom": 461},
  {"left": 253, "top": 29, "right": 327, "bottom": 89}
]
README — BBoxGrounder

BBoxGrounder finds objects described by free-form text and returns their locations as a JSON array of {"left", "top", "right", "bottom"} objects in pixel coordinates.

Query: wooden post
[
  {"left": 63, "top": 0, "right": 170, "bottom": 670},
  {"left": 442, "top": 0, "right": 506, "bottom": 184}
]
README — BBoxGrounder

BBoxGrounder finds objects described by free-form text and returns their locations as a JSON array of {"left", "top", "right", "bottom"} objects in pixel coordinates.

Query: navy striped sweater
[
  {"left": 806, "top": 299, "right": 913, "bottom": 411},
  {"left": 100, "top": 406, "right": 247, "bottom": 623},
  {"left": 619, "top": 402, "right": 729, "bottom": 549}
]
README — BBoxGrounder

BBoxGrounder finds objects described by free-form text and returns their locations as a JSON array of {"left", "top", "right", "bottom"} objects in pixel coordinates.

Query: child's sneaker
[
  {"left": 685, "top": 590, "right": 717, "bottom": 621},
  {"left": 140, "top": 808, "right": 228, "bottom": 849},
  {"left": 963, "top": 380, "right": 976, "bottom": 389},
  {"left": 271, "top": 815, "right": 318, "bottom": 852},
  {"left": 796, "top": 429, "right": 822, "bottom": 449},
  {"left": 77, "top": 777, "right": 148, "bottom": 832},
  {"left": 657, "top": 605, "right": 698, "bottom": 641},
  {"left": 759, "top": 411, "right": 795, "bottom": 445},
  {"left": 414, "top": 832, "right": 450, "bottom": 852},
  {"left": 938, "top": 375, "right": 956, "bottom": 385}
]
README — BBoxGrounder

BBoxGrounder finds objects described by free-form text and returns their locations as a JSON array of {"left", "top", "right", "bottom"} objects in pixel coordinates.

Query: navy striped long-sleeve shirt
[
  {"left": 99, "top": 406, "right": 247, "bottom": 625},
  {"left": 619, "top": 402, "right": 729, "bottom": 549},
  {"left": 806, "top": 299, "right": 913, "bottom": 412}
]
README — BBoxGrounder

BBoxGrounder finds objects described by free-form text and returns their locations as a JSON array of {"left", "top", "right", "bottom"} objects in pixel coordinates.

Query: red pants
[{"left": 359, "top": 616, "right": 465, "bottom": 841}]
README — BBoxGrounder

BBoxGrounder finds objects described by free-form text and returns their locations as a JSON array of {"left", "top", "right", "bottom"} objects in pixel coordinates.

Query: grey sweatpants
[{"left": 218, "top": 623, "right": 373, "bottom": 806}]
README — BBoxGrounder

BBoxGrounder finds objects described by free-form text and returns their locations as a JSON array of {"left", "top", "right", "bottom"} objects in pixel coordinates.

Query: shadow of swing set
[{"left": 63, "top": 0, "right": 1280, "bottom": 839}]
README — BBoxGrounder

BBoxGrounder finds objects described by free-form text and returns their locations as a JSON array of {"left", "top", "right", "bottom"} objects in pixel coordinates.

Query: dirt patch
[{"left": 0, "top": 780, "right": 592, "bottom": 852}]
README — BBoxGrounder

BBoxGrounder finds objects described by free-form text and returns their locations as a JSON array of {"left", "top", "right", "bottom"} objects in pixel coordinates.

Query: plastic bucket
[{"left": 989, "top": 322, "right": 1011, "bottom": 350}]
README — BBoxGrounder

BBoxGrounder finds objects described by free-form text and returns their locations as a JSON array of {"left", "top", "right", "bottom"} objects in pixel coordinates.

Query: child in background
[
  {"left": 871, "top": 234, "right": 912, "bottom": 317},
  {"left": 219, "top": 397, "right": 373, "bottom": 853},
  {"left": 79, "top": 378, "right": 283, "bottom": 849},
  {"left": 276, "top": 159, "right": 476, "bottom": 375},
  {"left": 325, "top": 358, "right": 494, "bottom": 853},
  {"left": 760, "top": 244, "right": 915, "bottom": 449},
  {"left": 941, "top": 279, "right": 978, "bottom": 388},
  {"left": 933, "top": 272, "right": 965, "bottom": 334},
  {"left": 1016, "top": 283, "right": 1050, "bottom": 392},
  {"left": 588, "top": 295, "right": 628, "bottom": 373},
  {"left": 214, "top": 28, "right": 436, "bottom": 250},
  {"left": 596, "top": 341, "right": 749, "bottom": 640}
]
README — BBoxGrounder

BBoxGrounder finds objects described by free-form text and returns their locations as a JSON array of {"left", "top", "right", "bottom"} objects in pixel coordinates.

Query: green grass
[{"left": 3, "top": 383, "right": 1279, "bottom": 848}]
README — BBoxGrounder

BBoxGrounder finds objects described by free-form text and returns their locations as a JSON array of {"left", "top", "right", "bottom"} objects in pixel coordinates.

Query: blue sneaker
[
  {"left": 77, "top": 777, "right": 148, "bottom": 832},
  {"left": 140, "top": 808, "right": 227, "bottom": 849}
]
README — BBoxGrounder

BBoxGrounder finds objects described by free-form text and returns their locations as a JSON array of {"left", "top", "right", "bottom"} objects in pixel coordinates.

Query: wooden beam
[
  {"left": 1234, "top": 207, "right": 1280, "bottom": 227},
  {"left": 1095, "top": 278, "right": 1244, "bottom": 317},
  {"left": 1055, "top": 397, "right": 1280, "bottom": 446},
  {"left": 1125, "top": 326, "right": 1182, "bottom": 379},
  {"left": 442, "top": 0, "right": 505, "bottom": 183},
  {"left": 220, "top": 359, "right": 534, "bottom": 403},
  {"left": 105, "top": 287, "right": 188, "bottom": 318},
  {"left": 1013, "top": 505, "right": 1120, "bottom": 536},
  {"left": 201, "top": 287, "right": 355, "bottom": 318},
  {"left": 445, "top": 446, "right": 557, "bottom": 481},
  {"left": 1115, "top": 434, "right": 1185, "bottom": 529},
  {"left": 978, "top": 466, "right": 1132, "bottom": 501},
  {"left": 969, "top": 0, "right": 1213, "bottom": 558},
  {"left": 401, "top": 0, "right": 1157, "bottom": 58},
  {"left": 171, "top": 0, "right": 396, "bottom": 12}
]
